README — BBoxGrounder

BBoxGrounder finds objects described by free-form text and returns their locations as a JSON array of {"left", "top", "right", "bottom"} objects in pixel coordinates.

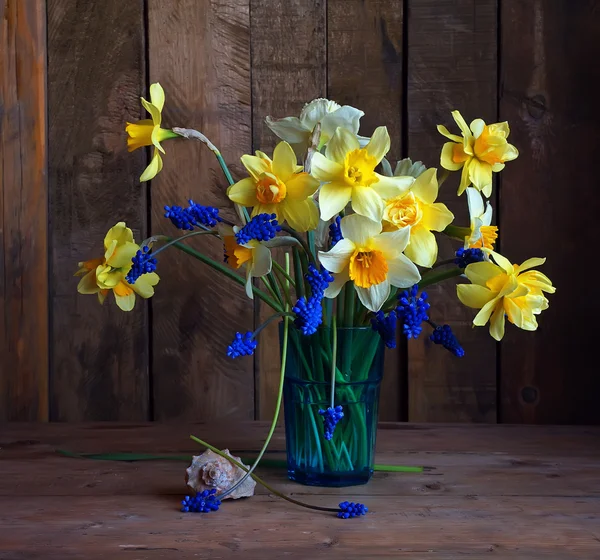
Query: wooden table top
[{"left": 1, "top": 422, "right": 599, "bottom": 559}]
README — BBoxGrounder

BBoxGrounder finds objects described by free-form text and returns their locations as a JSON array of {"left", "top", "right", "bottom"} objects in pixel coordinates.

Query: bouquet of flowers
[{"left": 75, "top": 84, "right": 555, "bottom": 517}]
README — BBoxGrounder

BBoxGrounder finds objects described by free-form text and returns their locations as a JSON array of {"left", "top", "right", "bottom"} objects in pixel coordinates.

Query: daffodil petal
[
  {"left": 437, "top": 124, "right": 462, "bottom": 143},
  {"left": 318, "top": 182, "right": 352, "bottom": 221},
  {"left": 469, "top": 118, "right": 486, "bottom": 139},
  {"left": 466, "top": 187, "right": 485, "bottom": 219},
  {"left": 420, "top": 202, "right": 455, "bottom": 232},
  {"left": 149, "top": 83, "right": 165, "bottom": 112},
  {"left": 451, "top": 110, "right": 472, "bottom": 139},
  {"left": 355, "top": 279, "right": 390, "bottom": 312},
  {"left": 228, "top": 177, "right": 259, "bottom": 206},
  {"left": 265, "top": 116, "right": 310, "bottom": 144},
  {"left": 325, "top": 127, "right": 360, "bottom": 164},
  {"left": 241, "top": 153, "right": 272, "bottom": 180},
  {"left": 272, "top": 141, "right": 298, "bottom": 181},
  {"left": 250, "top": 243, "right": 272, "bottom": 279},
  {"left": 141, "top": 97, "right": 161, "bottom": 126},
  {"left": 457, "top": 159, "right": 472, "bottom": 195},
  {"left": 489, "top": 303, "right": 506, "bottom": 341},
  {"left": 340, "top": 213, "right": 382, "bottom": 246},
  {"left": 456, "top": 284, "right": 495, "bottom": 309},
  {"left": 126, "top": 120, "right": 154, "bottom": 152},
  {"left": 473, "top": 297, "right": 499, "bottom": 326},
  {"left": 318, "top": 238, "right": 356, "bottom": 273},
  {"left": 464, "top": 261, "right": 504, "bottom": 286},
  {"left": 365, "top": 126, "right": 390, "bottom": 164},
  {"left": 410, "top": 168, "right": 438, "bottom": 205},
  {"left": 104, "top": 222, "right": 134, "bottom": 251},
  {"left": 324, "top": 267, "right": 350, "bottom": 299},
  {"left": 489, "top": 251, "right": 514, "bottom": 274},
  {"left": 281, "top": 198, "right": 319, "bottom": 232},
  {"left": 107, "top": 241, "right": 138, "bottom": 268},
  {"left": 371, "top": 174, "right": 414, "bottom": 199},
  {"left": 386, "top": 254, "right": 421, "bottom": 288},
  {"left": 131, "top": 272, "right": 160, "bottom": 298},
  {"left": 151, "top": 125, "right": 166, "bottom": 154},
  {"left": 311, "top": 152, "right": 344, "bottom": 182},
  {"left": 351, "top": 186, "right": 384, "bottom": 222},
  {"left": 321, "top": 105, "right": 364, "bottom": 139},
  {"left": 371, "top": 227, "right": 411, "bottom": 257},
  {"left": 404, "top": 226, "right": 438, "bottom": 268},
  {"left": 115, "top": 289, "right": 136, "bottom": 312},
  {"left": 469, "top": 160, "right": 493, "bottom": 193},
  {"left": 285, "top": 172, "right": 319, "bottom": 200},
  {"left": 441, "top": 142, "right": 465, "bottom": 171},
  {"left": 504, "top": 297, "right": 523, "bottom": 327},
  {"left": 77, "top": 269, "right": 100, "bottom": 294},
  {"left": 518, "top": 257, "right": 546, "bottom": 272},
  {"left": 140, "top": 150, "right": 163, "bottom": 182}
]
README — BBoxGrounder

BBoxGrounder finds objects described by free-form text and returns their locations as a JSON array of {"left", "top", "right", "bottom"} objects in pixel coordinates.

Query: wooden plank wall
[{"left": 1, "top": 0, "right": 598, "bottom": 424}]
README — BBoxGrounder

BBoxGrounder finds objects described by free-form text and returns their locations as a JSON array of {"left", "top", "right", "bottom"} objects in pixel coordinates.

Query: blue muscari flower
[
  {"left": 305, "top": 264, "right": 334, "bottom": 298},
  {"left": 328, "top": 216, "right": 343, "bottom": 247},
  {"left": 454, "top": 247, "right": 485, "bottom": 268},
  {"left": 126, "top": 246, "right": 157, "bottom": 284},
  {"left": 396, "top": 285, "right": 430, "bottom": 339},
  {"left": 235, "top": 213, "right": 281, "bottom": 245},
  {"left": 180, "top": 489, "right": 221, "bottom": 513},
  {"left": 318, "top": 405, "right": 344, "bottom": 441},
  {"left": 164, "top": 200, "right": 221, "bottom": 230},
  {"left": 227, "top": 332, "right": 257, "bottom": 358},
  {"left": 337, "top": 501, "right": 368, "bottom": 519},
  {"left": 430, "top": 324, "right": 465, "bottom": 358},
  {"left": 292, "top": 297, "right": 323, "bottom": 335},
  {"left": 371, "top": 310, "right": 398, "bottom": 349}
]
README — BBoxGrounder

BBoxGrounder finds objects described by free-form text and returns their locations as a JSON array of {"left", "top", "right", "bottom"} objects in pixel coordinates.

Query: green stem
[
  {"left": 272, "top": 260, "right": 296, "bottom": 288},
  {"left": 189, "top": 436, "right": 338, "bottom": 513},
  {"left": 282, "top": 226, "right": 315, "bottom": 264},
  {"left": 343, "top": 284, "right": 355, "bottom": 327},
  {"left": 292, "top": 248, "right": 305, "bottom": 299},
  {"left": 152, "top": 231, "right": 218, "bottom": 258},
  {"left": 433, "top": 258, "right": 457, "bottom": 268},
  {"left": 170, "top": 242, "right": 282, "bottom": 312},
  {"left": 443, "top": 224, "right": 471, "bottom": 241},
  {"left": 418, "top": 267, "right": 464, "bottom": 289},
  {"left": 330, "top": 315, "right": 338, "bottom": 409}
]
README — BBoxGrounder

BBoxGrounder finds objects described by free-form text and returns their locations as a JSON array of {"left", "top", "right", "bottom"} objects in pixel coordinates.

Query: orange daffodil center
[
  {"left": 311, "top": 127, "right": 414, "bottom": 222},
  {"left": 75, "top": 222, "right": 159, "bottom": 311},
  {"left": 381, "top": 168, "right": 454, "bottom": 268},
  {"left": 318, "top": 214, "right": 421, "bottom": 312},
  {"left": 125, "top": 82, "right": 178, "bottom": 182},
  {"left": 456, "top": 252, "right": 555, "bottom": 341},
  {"left": 438, "top": 110, "right": 519, "bottom": 197},
  {"left": 227, "top": 142, "right": 320, "bottom": 232}
]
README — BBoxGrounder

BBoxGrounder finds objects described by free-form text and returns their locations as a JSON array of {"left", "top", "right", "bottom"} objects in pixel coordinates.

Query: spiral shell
[{"left": 185, "top": 449, "right": 256, "bottom": 500}]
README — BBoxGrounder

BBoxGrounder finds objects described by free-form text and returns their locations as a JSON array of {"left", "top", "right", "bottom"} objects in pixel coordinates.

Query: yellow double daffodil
[
  {"left": 318, "top": 214, "right": 421, "bottom": 312},
  {"left": 382, "top": 168, "right": 454, "bottom": 268},
  {"left": 227, "top": 141, "right": 320, "bottom": 232},
  {"left": 126, "top": 82, "right": 178, "bottom": 182},
  {"left": 75, "top": 223, "right": 159, "bottom": 311},
  {"left": 311, "top": 127, "right": 414, "bottom": 222},
  {"left": 438, "top": 111, "right": 518, "bottom": 197},
  {"left": 457, "top": 251, "right": 555, "bottom": 341}
]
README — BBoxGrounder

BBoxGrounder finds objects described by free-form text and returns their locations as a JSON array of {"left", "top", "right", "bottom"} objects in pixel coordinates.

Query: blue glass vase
[{"left": 283, "top": 326, "right": 384, "bottom": 487}]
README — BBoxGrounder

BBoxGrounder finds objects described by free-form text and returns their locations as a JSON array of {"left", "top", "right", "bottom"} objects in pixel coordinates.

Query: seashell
[{"left": 185, "top": 449, "right": 256, "bottom": 500}]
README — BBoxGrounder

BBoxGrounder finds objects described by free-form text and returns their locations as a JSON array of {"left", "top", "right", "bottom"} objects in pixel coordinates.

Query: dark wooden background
[{"left": 1, "top": 0, "right": 598, "bottom": 424}]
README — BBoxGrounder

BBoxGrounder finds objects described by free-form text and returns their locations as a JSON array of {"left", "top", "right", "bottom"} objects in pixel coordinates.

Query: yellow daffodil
[
  {"left": 221, "top": 225, "right": 272, "bottom": 299},
  {"left": 227, "top": 141, "right": 320, "bottom": 232},
  {"left": 438, "top": 111, "right": 519, "bottom": 197},
  {"left": 318, "top": 214, "right": 421, "bottom": 312},
  {"left": 265, "top": 98, "right": 366, "bottom": 157},
  {"left": 457, "top": 251, "right": 555, "bottom": 341},
  {"left": 75, "top": 222, "right": 159, "bottom": 311},
  {"left": 382, "top": 168, "right": 454, "bottom": 268},
  {"left": 126, "top": 82, "right": 178, "bottom": 182},
  {"left": 312, "top": 127, "right": 414, "bottom": 222},
  {"left": 465, "top": 187, "right": 497, "bottom": 250}
]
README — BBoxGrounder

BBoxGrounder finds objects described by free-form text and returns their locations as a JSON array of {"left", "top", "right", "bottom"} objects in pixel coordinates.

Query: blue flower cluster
[
  {"left": 337, "top": 501, "right": 368, "bottom": 519},
  {"left": 126, "top": 246, "right": 157, "bottom": 284},
  {"left": 455, "top": 247, "right": 485, "bottom": 268},
  {"left": 329, "top": 216, "right": 343, "bottom": 247},
  {"left": 164, "top": 200, "right": 221, "bottom": 230},
  {"left": 430, "top": 324, "right": 465, "bottom": 357},
  {"left": 180, "top": 489, "right": 221, "bottom": 513},
  {"left": 235, "top": 213, "right": 281, "bottom": 245},
  {"left": 318, "top": 405, "right": 344, "bottom": 440},
  {"left": 396, "top": 285, "right": 430, "bottom": 339},
  {"left": 293, "top": 265, "right": 334, "bottom": 335},
  {"left": 371, "top": 310, "right": 398, "bottom": 349},
  {"left": 227, "top": 332, "right": 257, "bottom": 358}
]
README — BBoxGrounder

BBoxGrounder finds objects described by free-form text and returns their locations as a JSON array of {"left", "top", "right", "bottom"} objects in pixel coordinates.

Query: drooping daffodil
[
  {"left": 265, "top": 98, "right": 365, "bottom": 157},
  {"left": 312, "top": 127, "right": 414, "bottom": 222},
  {"left": 457, "top": 251, "right": 555, "bottom": 341},
  {"left": 227, "top": 141, "right": 320, "bottom": 232},
  {"left": 75, "top": 222, "right": 159, "bottom": 311},
  {"left": 126, "top": 82, "right": 178, "bottom": 182},
  {"left": 382, "top": 167, "right": 454, "bottom": 268},
  {"left": 220, "top": 225, "right": 273, "bottom": 299},
  {"left": 465, "top": 187, "right": 498, "bottom": 250},
  {"left": 438, "top": 111, "right": 519, "bottom": 197},
  {"left": 318, "top": 214, "right": 421, "bottom": 312}
]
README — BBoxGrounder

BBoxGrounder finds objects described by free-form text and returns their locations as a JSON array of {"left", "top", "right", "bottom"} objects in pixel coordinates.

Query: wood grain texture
[
  {"left": 0, "top": 1, "right": 48, "bottom": 420},
  {"left": 328, "top": 0, "right": 405, "bottom": 421},
  {"left": 47, "top": 1, "right": 149, "bottom": 421},
  {"left": 148, "top": 0, "right": 254, "bottom": 421},
  {"left": 251, "top": 0, "right": 327, "bottom": 420},
  {"left": 499, "top": 0, "right": 600, "bottom": 424},
  {"left": 406, "top": 0, "right": 498, "bottom": 422},
  {"left": 1, "top": 423, "right": 600, "bottom": 559}
]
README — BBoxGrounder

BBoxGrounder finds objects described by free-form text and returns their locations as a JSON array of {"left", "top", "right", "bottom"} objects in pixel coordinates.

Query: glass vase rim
[{"left": 288, "top": 324, "right": 376, "bottom": 333}]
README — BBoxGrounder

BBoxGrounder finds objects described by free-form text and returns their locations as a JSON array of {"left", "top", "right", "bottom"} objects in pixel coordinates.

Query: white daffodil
[
  {"left": 318, "top": 214, "right": 421, "bottom": 312},
  {"left": 265, "top": 98, "right": 365, "bottom": 157},
  {"left": 465, "top": 187, "right": 497, "bottom": 250}
]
